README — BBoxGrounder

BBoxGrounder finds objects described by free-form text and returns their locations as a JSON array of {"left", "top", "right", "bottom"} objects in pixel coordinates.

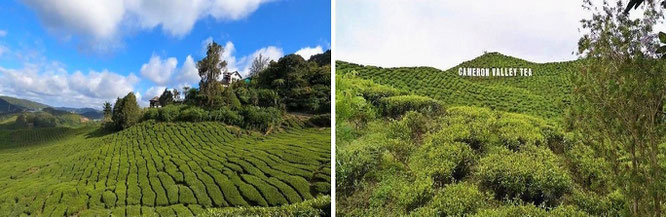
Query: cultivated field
[{"left": 0, "top": 121, "right": 330, "bottom": 216}]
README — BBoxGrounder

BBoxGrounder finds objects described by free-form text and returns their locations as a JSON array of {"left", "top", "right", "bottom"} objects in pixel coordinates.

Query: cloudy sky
[
  {"left": 337, "top": 0, "right": 602, "bottom": 70},
  {"left": 0, "top": 0, "right": 330, "bottom": 108}
]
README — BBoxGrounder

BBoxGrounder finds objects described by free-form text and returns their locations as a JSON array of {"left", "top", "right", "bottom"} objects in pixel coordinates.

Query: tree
[
  {"left": 112, "top": 92, "right": 142, "bottom": 130},
  {"left": 574, "top": 1, "right": 666, "bottom": 215},
  {"left": 103, "top": 101, "right": 112, "bottom": 122},
  {"left": 159, "top": 88, "right": 174, "bottom": 106},
  {"left": 172, "top": 88, "right": 181, "bottom": 102},
  {"left": 249, "top": 54, "right": 270, "bottom": 77},
  {"left": 197, "top": 41, "right": 227, "bottom": 107}
]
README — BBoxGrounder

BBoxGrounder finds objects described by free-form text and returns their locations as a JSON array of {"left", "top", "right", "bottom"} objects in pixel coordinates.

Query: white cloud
[
  {"left": 221, "top": 41, "right": 238, "bottom": 72},
  {"left": 240, "top": 46, "right": 283, "bottom": 75},
  {"left": 202, "top": 38, "right": 285, "bottom": 77},
  {"left": 21, "top": 0, "right": 125, "bottom": 40},
  {"left": 337, "top": 0, "right": 585, "bottom": 70},
  {"left": 0, "top": 30, "right": 7, "bottom": 37},
  {"left": 144, "top": 85, "right": 166, "bottom": 101},
  {"left": 0, "top": 63, "right": 139, "bottom": 108},
  {"left": 140, "top": 55, "right": 178, "bottom": 85},
  {"left": 20, "top": 0, "right": 273, "bottom": 50},
  {"left": 295, "top": 46, "right": 323, "bottom": 60},
  {"left": 175, "top": 55, "right": 201, "bottom": 87}
]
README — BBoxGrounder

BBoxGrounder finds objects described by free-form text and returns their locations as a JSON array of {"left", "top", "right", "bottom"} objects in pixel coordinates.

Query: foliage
[
  {"left": 411, "top": 182, "right": 491, "bottom": 216},
  {"left": 198, "top": 41, "right": 228, "bottom": 107},
  {"left": 0, "top": 122, "right": 330, "bottom": 215},
  {"left": 255, "top": 54, "right": 331, "bottom": 114},
  {"left": 378, "top": 95, "right": 443, "bottom": 118},
  {"left": 476, "top": 145, "right": 572, "bottom": 206},
  {"left": 574, "top": 0, "right": 666, "bottom": 215},
  {"left": 204, "top": 196, "right": 330, "bottom": 217},
  {"left": 111, "top": 92, "right": 142, "bottom": 130},
  {"left": 159, "top": 88, "right": 174, "bottom": 106}
]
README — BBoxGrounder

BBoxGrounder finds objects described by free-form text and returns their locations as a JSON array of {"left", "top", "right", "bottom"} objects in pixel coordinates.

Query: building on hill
[
  {"left": 149, "top": 96, "right": 161, "bottom": 108},
  {"left": 222, "top": 71, "right": 243, "bottom": 87}
]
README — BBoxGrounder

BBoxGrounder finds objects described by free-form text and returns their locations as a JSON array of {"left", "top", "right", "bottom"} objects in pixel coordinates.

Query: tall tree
[
  {"left": 103, "top": 101, "right": 112, "bottom": 122},
  {"left": 172, "top": 89, "right": 181, "bottom": 102},
  {"left": 575, "top": 0, "right": 666, "bottom": 215},
  {"left": 197, "top": 41, "right": 227, "bottom": 106},
  {"left": 249, "top": 54, "right": 270, "bottom": 77},
  {"left": 159, "top": 88, "right": 174, "bottom": 106}
]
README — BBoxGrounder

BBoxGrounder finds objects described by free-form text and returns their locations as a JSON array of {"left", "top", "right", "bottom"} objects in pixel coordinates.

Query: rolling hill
[
  {"left": 0, "top": 121, "right": 331, "bottom": 216},
  {"left": 0, "top": 96, "right": 49, "bottom": 113},
  {"left": 337, "top": 52, "right": 579, "bottom": 120}
]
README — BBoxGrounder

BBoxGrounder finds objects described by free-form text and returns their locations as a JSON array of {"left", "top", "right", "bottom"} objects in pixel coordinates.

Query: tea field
[
  {"left": 336, "top": 53, "right": 629, "bottom": 216},
  {"left": 337, "top": 52, "right": 580, "bottom": 120},
  {"left": 0, "top": 121, "right": 330, "bottom": 216}
]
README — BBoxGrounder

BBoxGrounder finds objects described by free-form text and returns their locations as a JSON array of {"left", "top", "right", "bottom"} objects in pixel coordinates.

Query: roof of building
[{"left": 150, "top": 96, "right": 160, "bottom": 101}]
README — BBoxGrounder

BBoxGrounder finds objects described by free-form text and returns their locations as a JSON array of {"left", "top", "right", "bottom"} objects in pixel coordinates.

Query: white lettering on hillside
[{"left": 458, "top": 67, "right": 533, "bottom": 77}]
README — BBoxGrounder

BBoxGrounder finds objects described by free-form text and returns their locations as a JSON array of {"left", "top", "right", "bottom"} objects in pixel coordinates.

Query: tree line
[{"left": 103, "top": 41, "right": 330, "bottom": 131}]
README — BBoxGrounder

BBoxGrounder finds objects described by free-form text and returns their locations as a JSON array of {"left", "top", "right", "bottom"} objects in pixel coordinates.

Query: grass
[{"left": 0, "top": 121, "right": 330, "bottom": 216}]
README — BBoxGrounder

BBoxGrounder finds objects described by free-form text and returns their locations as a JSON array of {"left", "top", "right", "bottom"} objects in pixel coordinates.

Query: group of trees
[
  {"left": 572, "top": 0, "right": 666, "bottom": 216},
  {"left": 103, "top": 41, "right": 331, "bottom": 131},
  {"left": 104, "top": 92, "right": 141, "bottom": 130}
]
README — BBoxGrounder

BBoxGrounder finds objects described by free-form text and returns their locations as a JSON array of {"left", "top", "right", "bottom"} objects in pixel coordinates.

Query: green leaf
[{"left": 659, "top": 32, "right": 666, "bottom": 43}]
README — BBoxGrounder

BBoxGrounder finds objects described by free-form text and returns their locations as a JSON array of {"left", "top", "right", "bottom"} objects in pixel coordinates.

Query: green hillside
[
  {"left": 337, "top": 52, "right": 579, "bottom": 120},
  {"left": 336, "top": 54, "right": 628, "bottom": 216},
  {"left": 0, "top": 96, "right": 49, "bottom": 113},
  {"left": 0, "top": 121, "right": 330, "bottom": 216}
]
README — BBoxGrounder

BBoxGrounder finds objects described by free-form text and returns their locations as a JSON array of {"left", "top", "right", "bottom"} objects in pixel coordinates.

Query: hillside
[
  {"left": 0, "top": 121, "right": 331, "bottom": 216},
  {"left": 337, "top": 52, "right": 579, "bottom": 120},
  {"left": 0, "top": 96, "right": 49, "bottom": 113},
  {"left": 336, "top": 54, "right": 624, "bottom": 216}
]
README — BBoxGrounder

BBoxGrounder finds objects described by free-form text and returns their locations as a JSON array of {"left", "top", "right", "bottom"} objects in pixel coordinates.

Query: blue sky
[{"left": 0, "top": 0, "right": 330, "bottom": 108}]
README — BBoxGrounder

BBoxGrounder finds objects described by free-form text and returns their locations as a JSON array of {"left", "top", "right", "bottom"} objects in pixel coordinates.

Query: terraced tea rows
[
  {"left": 0, "top": 122, "right": 330, "bottom": 216},
  {"left": 337, "top": 53, "right": 579, "bottom": 120}
]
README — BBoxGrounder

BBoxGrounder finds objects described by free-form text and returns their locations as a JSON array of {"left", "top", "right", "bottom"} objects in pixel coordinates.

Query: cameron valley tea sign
[{"left": 458, "top": 67, "right": 533, "bottom": 77}]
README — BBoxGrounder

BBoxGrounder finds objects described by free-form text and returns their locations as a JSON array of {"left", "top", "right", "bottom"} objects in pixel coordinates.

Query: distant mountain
[
  {"left": 0, "top": 96, "right": 103, "bottom": 120},
  {"left": 53, "top": 107, "right": 104, "bottom": 120},
  {"left": 0, "top": 96, "right": 49, "bottom": 113}
]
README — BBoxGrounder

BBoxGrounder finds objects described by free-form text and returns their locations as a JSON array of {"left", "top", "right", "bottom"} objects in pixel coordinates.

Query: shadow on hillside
[{"left": 84, "top": 127, "right": 114, "bottom": 138}]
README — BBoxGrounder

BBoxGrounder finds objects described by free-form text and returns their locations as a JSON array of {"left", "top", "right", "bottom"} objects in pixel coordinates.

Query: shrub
[
  {"left": 566, "top": 143, "right": 612, "bottom": 192},
  {"left": 379, "top": 95, "right": 443, "bottom": 118},
  {"left": 208, "top": 108, "right": 244, "bottom": 126},
  {"left": 568, "top": 189, "right": 626, "bottom": 216},
  {"left": 239, "top": 106, "right": 283, "bottom": 131},
  {"left": 336, "top": 92, "right": 375, "bottom": 128},
  {"left": 424, "top": 182, "right": 491, "bottom": 216},
  {"left": 410, "top": 141, "right": 475, "bottom": 187},
  {"left": 159, "top": 105, "right": 183, "bottom": 122},
  {"left": 308, "top": 114, "right": 331, "bottom": 127},
  {"left": 205, "top": 196, "right": 330, "bottom": 217},
  {"left": 256, "top": 89, "right": 283, "bottom": 108},
  {"left": 471, "top": 204, "right": 548, "bottom": 217},
  {"left": 370, "top": 176, "right": 433, "bottom": 214},
  {"left": 143, "top": 108, "right": 160, "bottom": 121},
  {"left": 475, "top": 145, "right": 572, "bottom": 206},
  {"left": 494, "top": 113, "right": 546, "bottom": 150},
  {"left": 179, "top": 106, "right": 208, "bottom": 122},
  {"left": 360, "top": 85, "right": 405, "bottom": 105},
  {"left": 178, "top": 185, "right": 197, "bottom": 204},
  {"left": 336, "top": 133, "right": 385, "bottom": 195},
  {"left": 101, "top": 191, "right": 116, "bottom": 208}
]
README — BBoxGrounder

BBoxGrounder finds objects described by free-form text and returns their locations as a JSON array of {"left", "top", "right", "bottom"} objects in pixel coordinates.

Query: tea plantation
[
  {"left": 337, "top": 52, "right": 579, "bottom": 121},
  {"left": 336, "top": 53, "right": 630, "bottom": 216},
  {"left": 0, "top": 121, "right": 330, "bottom": 216}
]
